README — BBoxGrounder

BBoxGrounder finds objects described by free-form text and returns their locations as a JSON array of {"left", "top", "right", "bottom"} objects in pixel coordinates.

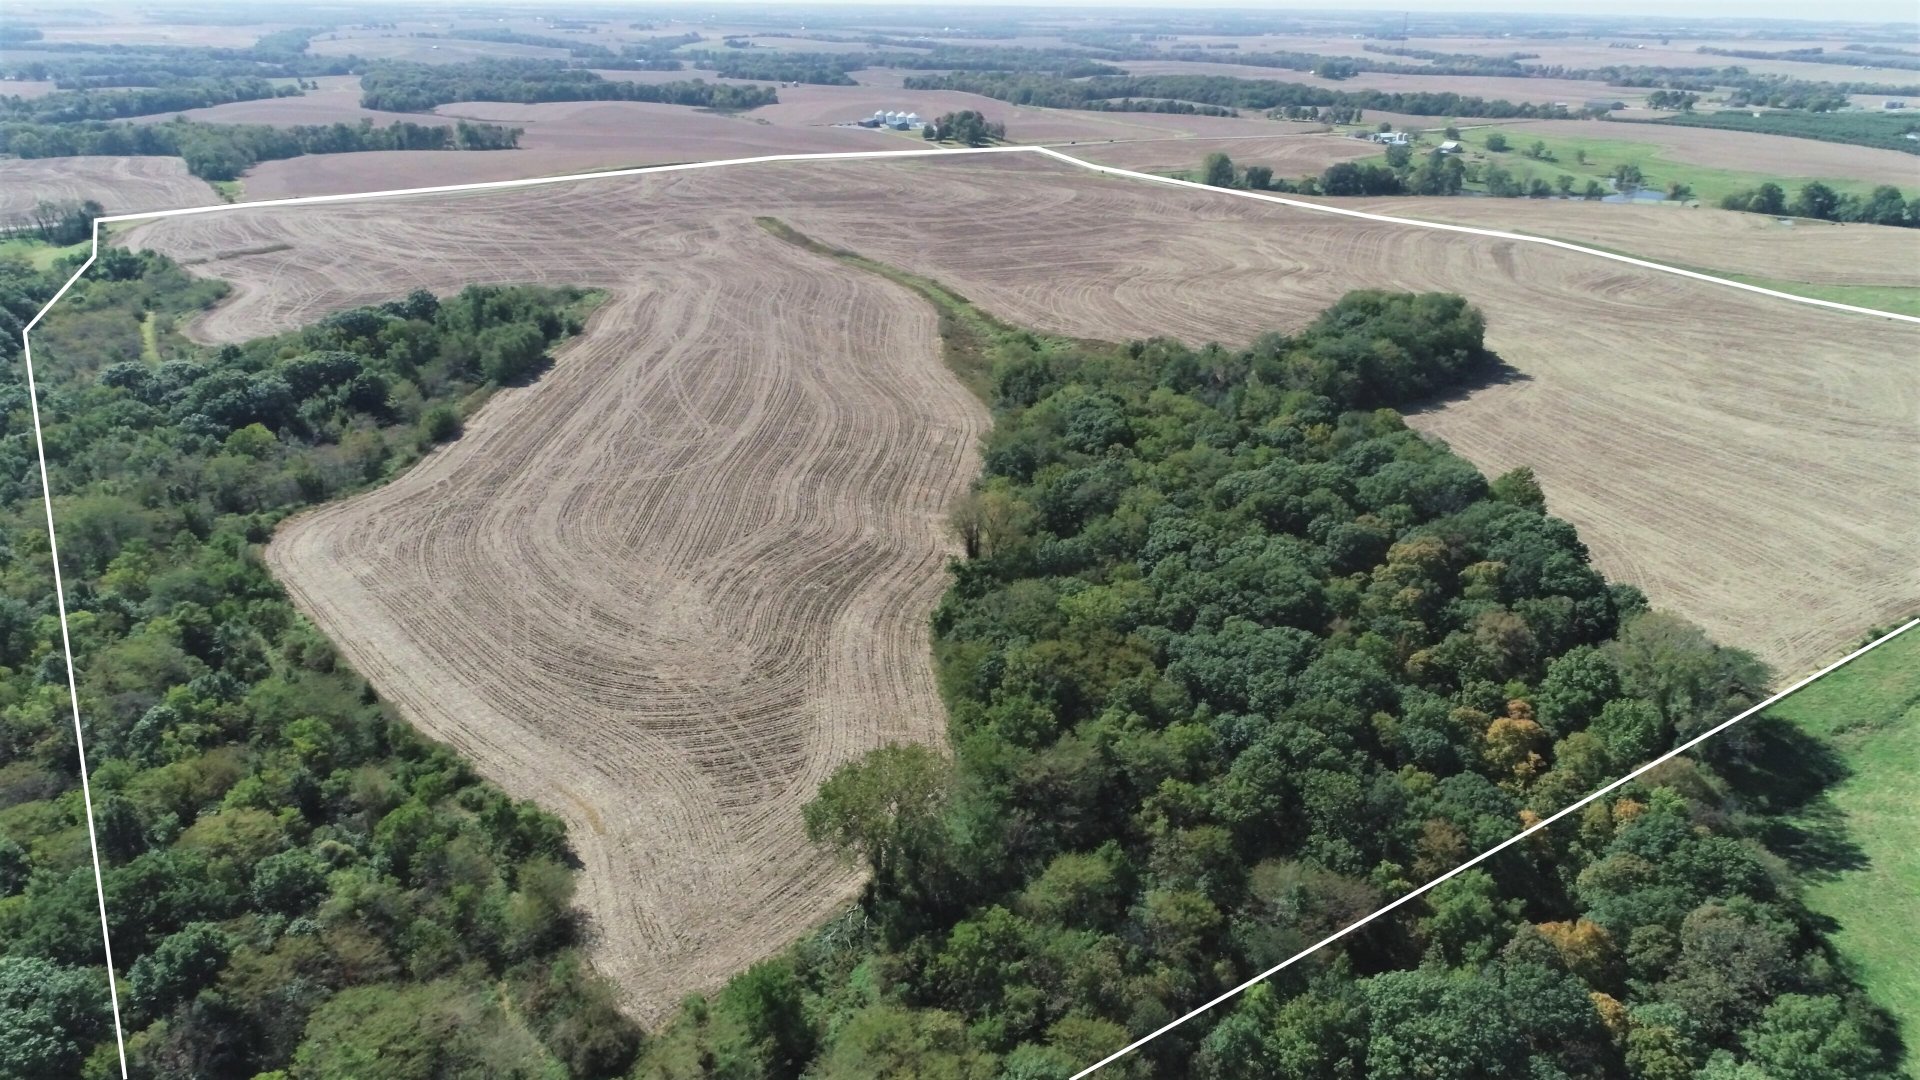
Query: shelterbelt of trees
[
  {"left": 1633, "top": 111, "right": 1920, "bottom": 155},
  {"left": 632, "top": 290, "right": 1905, "bottom": 1078},
  {"left": 0, "top": 117, "right": 523, "bottom": 181},
  {"left": 0, "top": 77, "right": 297, "bottom": 125},
  {"left": 357, "top": 59, "right": 779, "bottom": 113},
  {"left": 903, "top": 72, "right": 1574, "bottom": 119},
  {"left": 0, "top": 248, "right": 641, "bottom": 1077}
]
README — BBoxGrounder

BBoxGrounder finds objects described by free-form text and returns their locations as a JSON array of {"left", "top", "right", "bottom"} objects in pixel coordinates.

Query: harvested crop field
[
  {"left": 756, "top": 157, "right": 1917, "bottom": 676},
  {"left": 1308, "top": 197, "right": 1920, "bottom": 287},
  {"left": 237, "top": 104, "right": 896, "bottom": 199},
  {"left": 307, "top": 31, "right": 570, "bottom": 63},
  {"left": 751, "top": 83, "right": 1283, "bottom": 141},
  {"left": 35, "top": 21, "right": 285, "bottom": 49},
  {"left": 1506, "top": 118, "right": 1920, "bottom": 186},
  {"left": 0, "top": 79, "right": 57, "bottom": 98},
  {"left": 123, "top": 197, "right": 987, "bottom": 1021},
  {"left": 1118, "top": 60, "right": 1660, "bottom": 107},
  {"left": 120, "top": 152, "right": 1916, "bottom": 1012},
  {"left": 0, "top": 156, "right": 217, "bottom": 221},
  {"left": 129, "top": 76, "right": 448, "bottom": 128}
]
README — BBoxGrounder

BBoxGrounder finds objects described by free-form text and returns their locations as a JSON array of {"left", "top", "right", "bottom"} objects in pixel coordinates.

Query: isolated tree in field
[
  {"left": 1443, "top": 124, "right": 1461, "bottom": 139},
  {"left": 1203, "top": 151, "right": 1236, "bottom": 187},
  {"left": 1524, "top": 139, "right": 1552, "bottom": 160},
  {"left": 1555, "top": 174, "right": 1575, "bottom": 196},
  {"left": 931, "top": 110, "right": 1003, "bottom": 147},
  {"left": 804, "top": 744, "right": 951, "bottom": 882},
  {"left": 1484, "top": 131, "right": 1510, "bottom": 152},
  {"left": 1612, "top": 163, "right": 1644, "bottom": 194},
  {"left": 1666, "top": 180, "right": 1692, "bottom": 201},
  {"left": 1243, "top": 164, "right": 1273, "bottom": 190},
  {"left": 1582, "top": 179, "right": 1606, "bottom": 200}
]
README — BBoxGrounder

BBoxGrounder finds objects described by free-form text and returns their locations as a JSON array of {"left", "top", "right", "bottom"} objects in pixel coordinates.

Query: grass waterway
[{"left": 1759, "top": 626, "right": 1920, "bottom": 1069}]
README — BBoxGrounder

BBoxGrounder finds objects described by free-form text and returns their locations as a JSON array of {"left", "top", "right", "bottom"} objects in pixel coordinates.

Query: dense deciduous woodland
[
  {"left": 627, "top": 275, "right": 1905, "bottom": 1079},
  {"left": 0, "top": 248, "right": 636, "bottom": 1077}
]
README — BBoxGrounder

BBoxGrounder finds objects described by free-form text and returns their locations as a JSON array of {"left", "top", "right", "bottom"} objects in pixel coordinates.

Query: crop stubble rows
[
  {"left": 119, "top": 155, "right": 1917, "bottom": 1015},
  {"left": 126, "top": 194, "right": 987, "bottom": 1020}
]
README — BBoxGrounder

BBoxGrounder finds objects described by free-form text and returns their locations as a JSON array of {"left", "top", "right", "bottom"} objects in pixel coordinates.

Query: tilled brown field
[
  {"left": 0, "top": 156, "right": 218, "bottom": 221},
  {"left": 754, "top": 83, "right": 1327, "bottom": 143},
  {"left": 1300, "top": 197, "right": 1920, "bottom": 287},
  {"left": 237, "top": 105, "right": 894, "bottom": 200},
  {"left": 121, "top": 153, "right": 1917, "bottom": 1016},
  {"left": 126, "top": 196, "right": 986, "bottom": 1022}
]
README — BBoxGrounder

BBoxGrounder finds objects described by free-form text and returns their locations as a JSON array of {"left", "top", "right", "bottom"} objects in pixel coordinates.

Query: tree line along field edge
[
  {"left": 620, "top": 241, "right": 1911, "bottom": 1078},
  {"left": 1, "top": 241, "right": 639, "bottom": 1078}
]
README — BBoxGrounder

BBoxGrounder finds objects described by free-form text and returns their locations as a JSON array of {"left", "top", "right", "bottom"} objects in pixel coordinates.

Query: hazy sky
[{"left": 687, "top": 0, "right": 1920, "bottom": 27}]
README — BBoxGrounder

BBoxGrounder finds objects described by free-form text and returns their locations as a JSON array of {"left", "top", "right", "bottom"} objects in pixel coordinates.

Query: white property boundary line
[
  {"left": 17, "top": 142, "right": 1918, "bottom": 1080},
  {"left": 1072, "top": 616, "right": 1920, "bottom": 1076}
]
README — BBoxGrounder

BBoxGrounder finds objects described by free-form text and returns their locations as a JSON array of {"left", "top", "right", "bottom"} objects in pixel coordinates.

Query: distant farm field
[
  {"left": 1118, "top": 59, "right": 1662, "bottom": 108},
  {"left": 1066, "top": 132, "right": 1380, "bottom": 176},
  {"left": 122, "top": 188, "right": 989, "bottom": 1022},
  {"left": 0, "top": 156, "right": 218, "bottom": 220},
  {"left": 1333, "top": 197, "right": 1920, "bottom": 288},
  {"left": 1492, "top": 119, "right": 1920, "bottom": 193},
  {"left": 120, "top": 152, "right": 1916, "bottom": 1018}
]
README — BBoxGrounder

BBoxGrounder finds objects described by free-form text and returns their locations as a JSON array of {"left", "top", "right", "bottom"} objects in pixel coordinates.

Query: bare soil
[
  {"left": 0, "top": 156, "right": 218, "bottom": 220},
  {"left": 125, "top": 193, "right": 986, "bottom": 1022},
  {"left": 1311, "top": 197, "right": 1920, "bottom": 287},
  {"left": 118, "top": 153, "right": 1917, "bottom": 1016}
]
